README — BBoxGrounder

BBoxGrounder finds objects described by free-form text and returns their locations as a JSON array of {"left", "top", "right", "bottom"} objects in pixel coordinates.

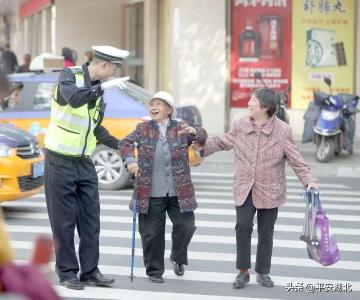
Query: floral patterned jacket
[{"left": 120, "top": 119, "right": 207, "bottom": 214}]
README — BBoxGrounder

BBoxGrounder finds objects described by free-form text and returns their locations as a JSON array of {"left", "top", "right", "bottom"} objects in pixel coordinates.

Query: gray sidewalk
[{"left": 193, "top": 139, "right": 360, "bottom": 178}]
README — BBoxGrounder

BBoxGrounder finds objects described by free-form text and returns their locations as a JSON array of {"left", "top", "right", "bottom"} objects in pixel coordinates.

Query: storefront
[
  {"left": 18, "top": 0, "right": 53, "bottom": 59},
  {"left": 2, "top": 0, "right": 359, "bottom": 137},
  {"left": 229, "top": 0, "right": 359, "bottom": 138},
  {"left": 357, "top": 2, "right": 360, "bottom": 97}
]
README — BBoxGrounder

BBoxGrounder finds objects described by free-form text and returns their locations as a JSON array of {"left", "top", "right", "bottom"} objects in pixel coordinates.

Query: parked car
[
  {"left": 3, "top": 69, "right": 203, "bottom": 190},
  {"left": 0, "top": 124, "right": 44, "bottom": 202}
]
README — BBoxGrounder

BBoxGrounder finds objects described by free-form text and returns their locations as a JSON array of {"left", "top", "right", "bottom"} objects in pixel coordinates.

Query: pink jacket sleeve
[{"left": 203, "top": 127, "right": 237, "bottom": 157}]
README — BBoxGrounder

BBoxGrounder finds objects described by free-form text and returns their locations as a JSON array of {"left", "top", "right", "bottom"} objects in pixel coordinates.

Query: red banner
[
  {"left": 19, "top": 0, "right": 52, "bottom": 18},
  {"left": 230, "top": 0, "right": 292, "bottom": 108}
]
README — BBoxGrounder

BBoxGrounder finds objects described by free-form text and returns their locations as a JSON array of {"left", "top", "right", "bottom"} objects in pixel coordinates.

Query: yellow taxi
[
  {"left": 2, "top": 55, "right": 203, "bottom": 190},
  {"left": 0, "top": 124, "right": 44, "bottom": 202}
]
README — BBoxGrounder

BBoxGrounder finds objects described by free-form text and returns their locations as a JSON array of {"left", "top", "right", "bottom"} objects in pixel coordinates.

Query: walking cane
[{"left": 130, "top": 176, "right": 138, "bottom": 282}]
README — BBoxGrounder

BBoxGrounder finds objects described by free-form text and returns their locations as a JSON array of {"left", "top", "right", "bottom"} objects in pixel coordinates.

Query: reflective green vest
[{"left": 45, "top": 67, "right": 102, "bottom": 156}]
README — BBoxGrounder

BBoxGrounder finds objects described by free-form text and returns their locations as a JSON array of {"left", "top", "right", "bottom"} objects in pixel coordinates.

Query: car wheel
[{"left": 91, "top": 144, "right": 131, "bottom": 190}]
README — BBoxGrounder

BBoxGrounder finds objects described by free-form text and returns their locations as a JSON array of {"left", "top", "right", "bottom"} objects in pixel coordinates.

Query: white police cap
[{"left": 91, "top": 46, "right": 129, "bottom": 65}]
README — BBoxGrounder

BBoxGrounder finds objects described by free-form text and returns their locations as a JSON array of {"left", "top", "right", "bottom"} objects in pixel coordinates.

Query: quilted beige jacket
[{"left": 203, "top": 116, "right": 316, "bottom": 209}]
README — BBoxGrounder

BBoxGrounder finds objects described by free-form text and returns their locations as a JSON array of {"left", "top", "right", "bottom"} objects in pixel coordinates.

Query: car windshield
[
  {"left": 33, "top": 82, "right": 56, "bottom": 110},
  {"left": 122, "top": 81, "right": 152, "bottom": 105},
  {"left": 6, "top": 73, "right": 152, "bottom": 113}
]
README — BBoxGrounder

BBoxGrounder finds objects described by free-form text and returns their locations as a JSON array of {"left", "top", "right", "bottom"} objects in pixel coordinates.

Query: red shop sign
[{"left": 230, "top": 0, "right": 292, "bottom": 108}]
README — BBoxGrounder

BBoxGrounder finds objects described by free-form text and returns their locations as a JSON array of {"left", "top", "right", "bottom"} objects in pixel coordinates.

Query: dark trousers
[
  {"left": 138, "top": 196, "right": 196, "bottom": 277},
  {"left": 44, "top": 149, "right": 100, "bottom": 281},
  {"left": 235, "top": 191, "right": 278, "bottom": 274}
]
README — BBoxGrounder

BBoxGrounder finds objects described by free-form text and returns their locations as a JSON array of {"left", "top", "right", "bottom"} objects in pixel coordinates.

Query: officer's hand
[
  {"left": 101, "top": 76, "right": 130, "bottom": 91},
  {"left": 127, "top": 162, "right": 140, "bottom": 177}
]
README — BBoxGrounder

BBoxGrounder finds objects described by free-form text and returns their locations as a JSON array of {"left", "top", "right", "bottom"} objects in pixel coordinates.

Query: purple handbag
[{"left": 300, "top": 189, "right": 340, "bottom": 266}]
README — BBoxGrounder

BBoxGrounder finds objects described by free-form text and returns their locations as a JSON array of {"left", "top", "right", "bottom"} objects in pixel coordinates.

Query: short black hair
[
  {"left": 61, "top": 47, "right": 73, "bottom": 60},
  {"left": 252, "top": 88, "right": 277, "bottom": 117}
]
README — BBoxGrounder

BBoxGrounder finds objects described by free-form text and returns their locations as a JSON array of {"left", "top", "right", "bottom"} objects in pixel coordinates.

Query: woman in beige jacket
[{"left": 202, "top": 88, "right": 318, "bottom": 289}]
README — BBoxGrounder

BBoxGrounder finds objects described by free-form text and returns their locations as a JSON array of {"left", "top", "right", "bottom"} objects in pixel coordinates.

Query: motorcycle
[
  {"left": 309, "top": 78, "right": 359, "bottom": 163},
  {"left": 254, "top": 71, "right": 290, "bottom": 124}
]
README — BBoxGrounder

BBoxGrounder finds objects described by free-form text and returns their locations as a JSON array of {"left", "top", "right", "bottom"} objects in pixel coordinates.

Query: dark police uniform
[{"left": 44, "top": 62, "right": 119, "bottom": 283}]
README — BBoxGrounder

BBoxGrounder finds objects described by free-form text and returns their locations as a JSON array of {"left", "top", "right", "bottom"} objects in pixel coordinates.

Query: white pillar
[
  {"left": 51, "top": 5, "right": 56, "bottom": 54},
  {"left": 168, "top": 0, "right": 227, "bottom": 134},
  {"left": 356, "top": 1, "right": 360, "bottom": 96},
  {"left": 143, "top": 0, "right": 158, "bottom": 93},
  {"left": 41, "top": 9, "right": 47, "bottom": 53},
  {"left": 23, "top": 18, "right": 29, "bottom": 54}
]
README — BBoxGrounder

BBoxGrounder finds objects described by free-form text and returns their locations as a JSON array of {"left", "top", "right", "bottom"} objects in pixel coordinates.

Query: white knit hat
[{"left": 149, "top": 91, "right": 177, "bottom": 118}]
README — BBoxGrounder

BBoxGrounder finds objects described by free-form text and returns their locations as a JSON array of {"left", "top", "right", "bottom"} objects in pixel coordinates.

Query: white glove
[{"left": 101, "top": 76, "right": 130, "bottom": 91}]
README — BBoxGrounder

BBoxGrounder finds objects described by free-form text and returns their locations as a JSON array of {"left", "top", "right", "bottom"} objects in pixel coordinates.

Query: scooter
[
  {"left": 254, "top": 71, "right": 290, "bottom": 124},
  {"left": 313, "top": 78, "right": 359, "bottom": 163}
]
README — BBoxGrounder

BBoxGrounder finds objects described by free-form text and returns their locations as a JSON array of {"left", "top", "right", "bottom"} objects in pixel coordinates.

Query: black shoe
[
  {"left": 256, "top": 273, "right": 274, "bottom": 287},
  {"left": 80, "top": 270, "right": 115, "bottom": 287},
  {"left": 148, "top": 275, "right": 164, "bottom": 283},
  {"left": 232, "top": 272, "right": 250, "bottom": 289},
  {"left": 60, "top": 276, "right": 85, "bottom": 290},
  {"left": 170, "top": 257, "right": 185, "bottom": 276}
]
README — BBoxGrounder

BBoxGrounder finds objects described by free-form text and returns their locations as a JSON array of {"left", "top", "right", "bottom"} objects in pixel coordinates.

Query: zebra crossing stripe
[
  {"left": 54, "top": 285, "right": 287, "bottom": 300},
  {"left": 193, "top": 189, "right": 360, "bottom": 197},
  {"left": 192, "top": 179, "right": 349, "bottom": 189},
  {"left": 286, "top": 194, "right": 358, "bottom": 202},
  {"left": 31, "top": 193, "right": 360, "bottom": 204},
  {"left": 9, "top": 240, "right": 360, "bottom": 270},
  {"left": 5, "top": 212, "right": 360, "bottom": 236},
  {"left": 5, "top": 201, "right": 360, "bottom": 222},
  {"left": 8, "top": 223, "right": 360, "bottom": 250},
  {"left": 13, "top": 260, "right": 360, "bottom": 292},
  {"left": 101, "top": 191, "right": 360, "bottom": 201}
]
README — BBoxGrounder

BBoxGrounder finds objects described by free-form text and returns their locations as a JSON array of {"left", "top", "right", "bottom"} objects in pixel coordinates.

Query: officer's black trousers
[
  {"left": 138, "top": 196, "right": 196, "bottom": 277},
  {"left": 44, "top": 149, "right": 100, "bottom": 281},
  {"left": 235, "top": 191, "right": 278, "bottom": 274}
]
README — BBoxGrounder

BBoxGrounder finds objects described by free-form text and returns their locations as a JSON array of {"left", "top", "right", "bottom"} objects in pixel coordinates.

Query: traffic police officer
[{"left": 44, "top": 46, "right": 129, "bottom": 290}]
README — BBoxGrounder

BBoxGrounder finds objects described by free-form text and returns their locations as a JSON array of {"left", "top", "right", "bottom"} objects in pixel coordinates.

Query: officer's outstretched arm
[{"left": 94, "top": 125, "right": 120, "bottom": 150}]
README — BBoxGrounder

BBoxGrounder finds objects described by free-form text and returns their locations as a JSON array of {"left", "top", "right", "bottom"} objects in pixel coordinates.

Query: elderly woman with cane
[
  {"left": 196, "top": 88, "right": 318, "bottom": 288},
  {"left": 120, "top": 91, "right": 207, "bottom": 283}
]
